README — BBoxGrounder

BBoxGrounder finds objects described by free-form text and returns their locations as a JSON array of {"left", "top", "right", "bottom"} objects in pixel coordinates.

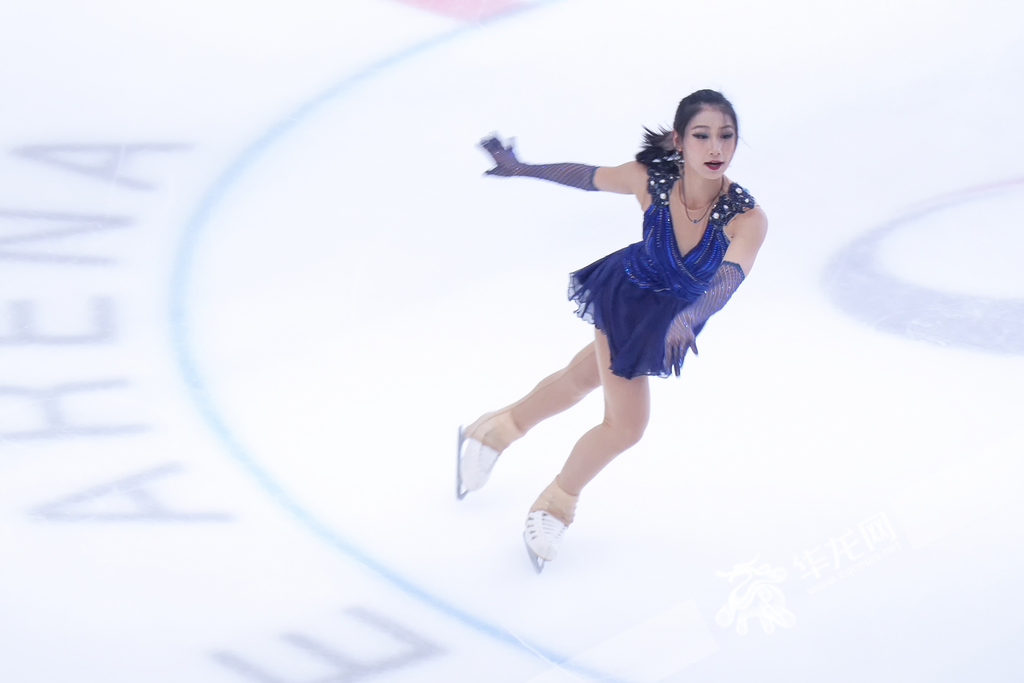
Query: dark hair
[{"left": 636, "top": 89, "right": 739, "bottom": 170}]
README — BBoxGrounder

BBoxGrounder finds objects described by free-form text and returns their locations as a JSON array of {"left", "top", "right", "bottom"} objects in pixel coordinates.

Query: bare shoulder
[
  {"left": 728, "top": 204, "right": 768, "bottom": 242},
  {"left": 593, "top": 160, "right": 649, "bottom": 196}
]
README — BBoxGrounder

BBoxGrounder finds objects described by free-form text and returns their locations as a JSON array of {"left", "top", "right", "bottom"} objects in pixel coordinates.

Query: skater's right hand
[{"left": 479, "top": 134, "right": 523, "bottom": 176}]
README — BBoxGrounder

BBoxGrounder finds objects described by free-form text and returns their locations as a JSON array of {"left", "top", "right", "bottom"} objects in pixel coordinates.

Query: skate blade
[
  {"left": 456, "top": 426, "right": 468, "bottom": 500},
  {"left": 523, "top": 532, "right": 546, "bottom": 574}
]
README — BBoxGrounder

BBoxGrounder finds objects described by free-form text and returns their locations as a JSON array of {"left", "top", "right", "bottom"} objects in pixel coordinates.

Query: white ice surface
[{"left": 1, "top": 1, "right": 1023, "bottom": 682}]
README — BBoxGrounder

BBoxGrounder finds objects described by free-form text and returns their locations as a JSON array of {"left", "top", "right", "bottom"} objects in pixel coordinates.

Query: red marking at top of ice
[{"left": 393, "top": 0, "right": 525, "bottom": 21}]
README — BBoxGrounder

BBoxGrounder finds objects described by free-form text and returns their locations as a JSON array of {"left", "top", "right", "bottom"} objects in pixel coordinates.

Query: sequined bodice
[{"left": 623, "top": 166, "right": 755, "bottom": 301}]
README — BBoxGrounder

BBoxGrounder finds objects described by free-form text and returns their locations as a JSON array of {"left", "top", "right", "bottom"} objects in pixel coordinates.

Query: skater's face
[{"left": 674, "top": 106, "right": 736, "bottom": 180}]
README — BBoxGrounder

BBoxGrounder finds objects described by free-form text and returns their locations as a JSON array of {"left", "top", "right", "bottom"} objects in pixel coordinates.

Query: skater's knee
[
  {"left": 606, "top": 414, "right": 648, "bottom": 449},
  {"left": 621, "top": 421, "right": 648, "bottom": 448}
]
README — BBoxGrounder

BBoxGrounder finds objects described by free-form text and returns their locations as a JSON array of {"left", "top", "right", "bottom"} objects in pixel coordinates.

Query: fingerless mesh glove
[
  {"left": 480, "top": 135, "right": 598, "bottom": 191},
  {"left": 665, "top": 261, "right": 745, "bottom": 375}
]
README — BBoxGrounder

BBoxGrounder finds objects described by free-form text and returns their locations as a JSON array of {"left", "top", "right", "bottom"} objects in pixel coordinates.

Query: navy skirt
[{"left": 568, "top": 248, "right": 692, "bottom": 379}]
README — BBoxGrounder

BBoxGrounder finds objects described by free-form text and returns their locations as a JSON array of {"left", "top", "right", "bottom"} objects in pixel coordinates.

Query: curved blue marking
[
  {"left": 823, "top": 179, "right": 1024, "bottom": 354},
  {"left": 169, "top": 3, "right": 634, "bottom": 682}
]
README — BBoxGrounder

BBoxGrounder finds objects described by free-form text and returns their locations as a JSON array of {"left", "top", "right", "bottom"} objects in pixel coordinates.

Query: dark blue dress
[{"left": 568, "top": 164, "right": 755, "bottom": 378}]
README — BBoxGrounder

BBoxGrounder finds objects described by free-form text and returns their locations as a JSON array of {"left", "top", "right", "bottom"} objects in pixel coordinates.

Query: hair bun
[{"left": 636, "top": 127, "right": 679, "bottom": 173}]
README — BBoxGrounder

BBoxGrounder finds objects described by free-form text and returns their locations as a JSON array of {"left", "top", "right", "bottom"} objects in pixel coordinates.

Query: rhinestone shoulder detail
[
  {"left": 646, "top": 164, "right": 679, "bottom": 208},
  {"left": 709, "top": 183, "right": 756, "bottom": 229}
]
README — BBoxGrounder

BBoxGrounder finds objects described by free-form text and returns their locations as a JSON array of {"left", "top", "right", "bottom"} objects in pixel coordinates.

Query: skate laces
[{"left": 525, "top": 510, "right": 566, "bottom": 540}]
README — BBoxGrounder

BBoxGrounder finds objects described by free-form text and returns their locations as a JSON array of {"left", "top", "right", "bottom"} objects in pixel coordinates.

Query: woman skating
[{"left": 458, "top": 89, "right": 768, "bottom": 572}]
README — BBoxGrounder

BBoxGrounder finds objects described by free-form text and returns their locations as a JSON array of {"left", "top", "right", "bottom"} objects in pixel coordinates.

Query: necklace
[{"left": 678, "top": 176, "right": 725, "bottom": 224}]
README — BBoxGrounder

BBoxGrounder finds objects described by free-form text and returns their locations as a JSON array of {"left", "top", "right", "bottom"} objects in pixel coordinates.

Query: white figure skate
[
  {"left": 523, "top": 510, "right": 567, "bottom": 574},
  {"left": 456, "top": 426, "right": 500, "bottom": 500}
]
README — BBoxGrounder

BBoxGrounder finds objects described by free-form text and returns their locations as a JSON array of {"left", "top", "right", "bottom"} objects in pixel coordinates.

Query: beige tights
[
  {"left": 464, "top": 342, "right": 602, "bottom": 453},
  {"left": 529, "top": 477, "right": 579, "bottom": 526},
  {"left": 555, "top": 330, "right": 650, "bottom": 498},
  {"left": 470, "top": 331, "right": 651, "bottom": 524}
]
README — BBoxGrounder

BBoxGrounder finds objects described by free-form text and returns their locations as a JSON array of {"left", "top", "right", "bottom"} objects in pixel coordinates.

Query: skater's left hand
[{"left": 664, "top": 318, "right": 698, "bottom": 374}]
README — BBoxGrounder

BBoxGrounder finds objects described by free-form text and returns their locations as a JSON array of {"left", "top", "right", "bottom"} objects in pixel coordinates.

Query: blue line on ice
[{"left": 169, "top": 3, "right": 634, "bottom": 681}]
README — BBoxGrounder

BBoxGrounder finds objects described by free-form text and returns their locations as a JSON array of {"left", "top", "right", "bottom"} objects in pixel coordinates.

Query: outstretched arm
[{"left": 480, "top": 135, "right": 648, "bottom": 197}]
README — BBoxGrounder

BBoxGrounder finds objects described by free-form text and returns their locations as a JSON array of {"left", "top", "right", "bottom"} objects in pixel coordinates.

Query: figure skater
[{"left": 458, "top": 89, "right": 767, "bottom": 572}]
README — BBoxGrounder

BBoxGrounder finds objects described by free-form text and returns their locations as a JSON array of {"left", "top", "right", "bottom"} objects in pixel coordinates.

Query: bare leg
[
  {"left": 554, "top": 329, "right": 650, "bottom": 500},
  {"left": 465, "top": 342, "right": 602, "bottom": 453}
]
